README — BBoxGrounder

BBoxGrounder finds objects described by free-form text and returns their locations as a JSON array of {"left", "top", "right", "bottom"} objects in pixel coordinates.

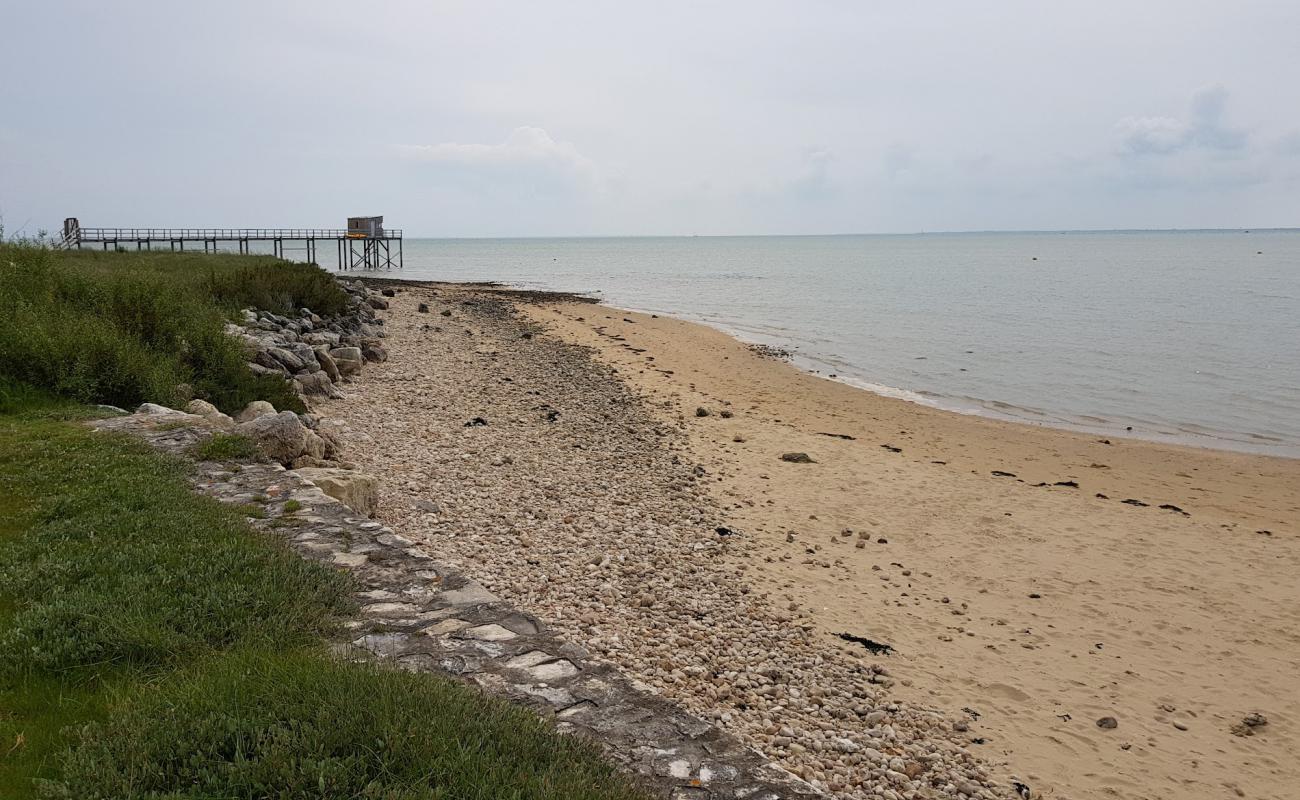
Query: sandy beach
[{"left": 334, "top": 281, "right": 1298, "bottom": 800}]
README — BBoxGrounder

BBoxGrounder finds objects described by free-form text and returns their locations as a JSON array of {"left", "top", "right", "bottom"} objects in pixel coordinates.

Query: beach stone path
[{"left": 89, "top": 408, "right": 823, "bottom": 800}]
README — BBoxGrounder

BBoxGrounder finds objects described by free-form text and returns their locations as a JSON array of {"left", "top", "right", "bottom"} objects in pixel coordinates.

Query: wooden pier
[{"left": 59, "top": 216, "right": 403, "bottom": 271}]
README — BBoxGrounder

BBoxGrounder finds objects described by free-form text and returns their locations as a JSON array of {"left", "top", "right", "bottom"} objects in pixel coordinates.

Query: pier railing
[
  {"left": 59, "top": 224, "right": 404, "bottom": 270},
  {"left": 71, "top": 227, "right": 403, "bottom": 242}
]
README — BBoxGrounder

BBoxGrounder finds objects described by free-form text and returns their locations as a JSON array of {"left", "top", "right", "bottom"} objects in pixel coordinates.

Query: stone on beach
[
  {"left": 330, "top": 346, "right": 365, "bottom": 376},
  {"left": 136, "top": 402, "right": 192, "bottom": 417},
  {"left": 184, "top": 399, "right": 235, "bottom": 427},
  {"left": 235, "top": 411, "right": 312, "bottom": 466},
  {"left": 236, "top": 400, "right": 277, "bottom": 423},
  {"left": 294, "top": 370, "right": 338, "bottom": 397},
  {"left": 361, "top": 341, "right": 389, "bottom": 363},
  {"left": 292, "top": 466, "right": 379, "bottom": 516},
  {"left": 184, "top": 399, "right": 220, "bottom": 417},
  {"left": 314, "top": 346, "right": 341, "bottom": 381},
  {"left": 266, "top": 346, "right": 307, "bottom": 373}
]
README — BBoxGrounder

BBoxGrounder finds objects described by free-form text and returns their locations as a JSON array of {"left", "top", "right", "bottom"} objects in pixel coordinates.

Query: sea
[{"left": 347, "top": 231, "right": 1299, "bottom": 458}]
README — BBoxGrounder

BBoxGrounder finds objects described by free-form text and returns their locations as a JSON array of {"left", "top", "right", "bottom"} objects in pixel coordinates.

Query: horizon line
[{"left": 398, "top": 226, "right": 1300, "bottom": 240}]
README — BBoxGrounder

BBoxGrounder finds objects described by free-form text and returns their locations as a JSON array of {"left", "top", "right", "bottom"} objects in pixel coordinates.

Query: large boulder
[
  {"left": 361, "top": 340, "right": 388, "bottom": 363},
  {"left": 294, "top": 370, "right": 336, "bottom": 397},
  {"left": 315, "top": 418, "right": 347, "bottom": 458},
  {"left": 292, "top": 467, "right": 379, "bottom": 517},
  {"left": 302, "top": 429, "right": 328, "bottom": 460},
  {"left": 252, "top": 350, "right": 288, "bottom": 374},
  {"left": 135, "top": 403, "right": 195, "bottom": 419},
  {"left": 314, "top": 347, "right": 341, "bottom": 382},
  {"left": 235, "top": 411, "right": 309, "bottom": 465},
  {"left": 284, "top": 343, "right": 321, "bottom": 373},
  {"left": 185, "top": 399, "right": 234, "bottom": 427},
  {"left": 185, "top": 399, "right": 220, "bottom": 416},
  {"left": 246, "top": 362, "right": 279, "bottom": 377},
  {"left": 330, "top": 346, "right": 364, "bottom": 377},
  {"left": 266, "top": 346, "right": 306, "bottom": 373},
  {"left": 235, "top": 400, "right": 277, "bottom": 423},
  {"left": 302, "top": 331, "right": 341, "bottom": 348}
]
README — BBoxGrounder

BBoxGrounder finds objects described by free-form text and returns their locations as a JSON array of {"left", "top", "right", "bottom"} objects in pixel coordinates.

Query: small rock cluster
[
  {"left": 224, "top": 281, "right": 391, "bottom": 400},
  {"left": 1230, "top": 712, "right": 1269, "bottom": 737},
  {"left": 133, "top": 400, "right": 378, "bottom": 518}
]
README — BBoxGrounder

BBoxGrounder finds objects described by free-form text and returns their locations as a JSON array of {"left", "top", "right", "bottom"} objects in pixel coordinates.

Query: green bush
[
  {"left": 204, "top": 262, "right": 350, "bottom": 317},
  {"left": 0, "top": 245, "right": 326, "bottom": 414}
]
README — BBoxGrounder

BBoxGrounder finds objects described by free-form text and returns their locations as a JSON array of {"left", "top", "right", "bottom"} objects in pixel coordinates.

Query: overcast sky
[{"left": 3, "top": 1, "right": 1298, "bottom": 237}]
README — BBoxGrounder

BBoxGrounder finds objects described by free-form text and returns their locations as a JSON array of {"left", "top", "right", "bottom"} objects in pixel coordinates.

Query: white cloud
[
  {"left": 1115, "top": 115, "right": 1190, "bottom": 155},
  {"left": 396, "top": 127, "right": 601, "bottom": 187},
  {"left": 1116, "top": 85, "right": 1247, "bottom": 156}
]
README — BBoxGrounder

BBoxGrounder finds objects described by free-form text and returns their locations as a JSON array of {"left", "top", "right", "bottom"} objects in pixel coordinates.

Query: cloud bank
[
  {"left": 1116, "top": 85, "right": 1248, "bottom": 157},
  {"left": 396, "top": 127, "right": 601, "bottom": 190},
  {"left": 2, "top": 2, "right": 1299, "bottom": 234}
]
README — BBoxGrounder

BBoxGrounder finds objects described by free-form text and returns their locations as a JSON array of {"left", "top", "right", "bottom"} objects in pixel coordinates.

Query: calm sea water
[{"left": 361, "top": 231, "right": 1298, "bottom": 457}]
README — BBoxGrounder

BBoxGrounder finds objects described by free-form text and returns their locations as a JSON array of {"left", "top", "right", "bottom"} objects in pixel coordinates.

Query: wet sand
[{"left": 524, "top": 299, "right": 1300, "bottom": 800}]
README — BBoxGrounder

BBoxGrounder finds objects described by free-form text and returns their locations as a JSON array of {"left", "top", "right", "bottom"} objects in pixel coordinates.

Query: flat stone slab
[{"left": 89, "top": 411, "right": 822, "bottom": 799}]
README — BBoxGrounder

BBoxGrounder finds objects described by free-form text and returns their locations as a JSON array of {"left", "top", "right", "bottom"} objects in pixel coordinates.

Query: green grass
[
  {"left": 0, "top": 245, "right": 351, "bottom": 415},
  {"left": 0, "top": 417, "right": 349, "bottom": 674},
  {"left": 52, "top": 650, "right": 642, "bottom": 800},
  {"left": 190, "top": 432, "right": 259, "bottom": 461},
  {"left": 0, "top": 409, "right": 649, "bottom": 800}
]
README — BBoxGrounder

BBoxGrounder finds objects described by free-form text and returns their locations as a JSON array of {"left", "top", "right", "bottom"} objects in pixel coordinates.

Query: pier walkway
[{"left": 58, "top": 217, "right": 403, "bottom": 270}]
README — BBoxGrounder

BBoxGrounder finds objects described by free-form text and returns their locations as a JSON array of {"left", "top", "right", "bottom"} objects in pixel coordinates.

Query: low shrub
[
  {"left": 203, "top": 261, "right": 350, "bottom": 317},
  {"left": 0, "top": 245, "right": 315, "bottom": 414}
]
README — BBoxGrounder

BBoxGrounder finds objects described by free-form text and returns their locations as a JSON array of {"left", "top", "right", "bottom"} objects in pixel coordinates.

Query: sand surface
[{"left": 524, "top": 299, "right": 1300, "bottom": 800}]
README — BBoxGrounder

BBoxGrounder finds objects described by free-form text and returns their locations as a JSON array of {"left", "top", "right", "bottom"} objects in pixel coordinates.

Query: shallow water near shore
[{"left": 391, "top": 231, "right": 1300, "bottom": 456}]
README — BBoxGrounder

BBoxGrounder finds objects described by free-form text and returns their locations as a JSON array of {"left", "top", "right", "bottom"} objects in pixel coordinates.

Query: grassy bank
[
  {"left": 0, "top": 245, "right": 350, "bottom": 414},
  {"left": 0, "top": 247, "right": 648, "bottom": 799}
]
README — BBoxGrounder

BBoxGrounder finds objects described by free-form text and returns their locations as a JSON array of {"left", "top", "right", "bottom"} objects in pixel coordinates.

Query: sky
[{"left": 2, "top": 1, "right": 1299, "bottom": 237}]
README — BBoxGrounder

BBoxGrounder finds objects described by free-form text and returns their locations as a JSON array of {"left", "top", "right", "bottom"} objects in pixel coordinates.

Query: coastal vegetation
[
  {"left": 0, "top": 244, "right": 648, "bottom": 799},
  {"left": 0, "top": 245, "right": 350, "bottom": 414}
]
